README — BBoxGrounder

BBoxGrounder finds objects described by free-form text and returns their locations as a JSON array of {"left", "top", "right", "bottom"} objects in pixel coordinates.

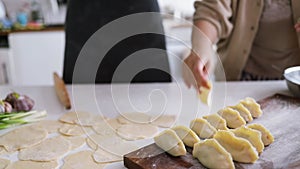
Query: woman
[
  {"left": 63, "top": 0, "right": 171, "bottom": 83},
  {"left": 184, "top": 0, "right": 300, "bottom": 90}
]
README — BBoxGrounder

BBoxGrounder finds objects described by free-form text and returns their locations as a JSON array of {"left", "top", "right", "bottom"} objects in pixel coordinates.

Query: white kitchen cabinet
[
  {"left": 0, "top": 48, "right": 11, "bottom": 84},
  {"left": 8, "top": 30, "right": 65, "bottom": 86}
]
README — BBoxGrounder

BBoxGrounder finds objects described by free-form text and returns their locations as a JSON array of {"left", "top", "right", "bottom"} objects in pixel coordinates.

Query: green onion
[{"left": 0, "top": 110, "right": 47, "bottom": 129}]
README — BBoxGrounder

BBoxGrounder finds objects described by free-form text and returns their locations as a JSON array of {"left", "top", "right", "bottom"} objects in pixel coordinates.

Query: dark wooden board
[{"left": 124, "top": 94, "right": 300, "bottom": 169}]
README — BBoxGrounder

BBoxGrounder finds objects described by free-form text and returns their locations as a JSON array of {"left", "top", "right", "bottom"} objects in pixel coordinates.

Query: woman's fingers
[
  {"left": 193, "top": 60, "right": 209, "bottom": 90},
  {"left": 183, "top": 52, "right": 210, "bottom": 92}
]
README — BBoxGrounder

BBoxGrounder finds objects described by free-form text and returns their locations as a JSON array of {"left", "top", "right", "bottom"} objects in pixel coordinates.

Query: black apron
[{"left": 63, "top": 0, "right": 171, "bottom": 83}]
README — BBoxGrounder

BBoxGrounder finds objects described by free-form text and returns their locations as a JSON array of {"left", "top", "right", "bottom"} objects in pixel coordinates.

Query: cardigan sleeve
[{"left": 193, "top": 0, "right": 233, "bottom": 40}]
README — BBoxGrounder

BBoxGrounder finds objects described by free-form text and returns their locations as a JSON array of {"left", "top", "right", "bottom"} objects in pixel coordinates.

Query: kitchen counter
[
  {"left": 0, "top": 24, "right": 64, "bottom": 36},
  {"left": 0, "top": 81, "right": 293, "bottom": 168}
]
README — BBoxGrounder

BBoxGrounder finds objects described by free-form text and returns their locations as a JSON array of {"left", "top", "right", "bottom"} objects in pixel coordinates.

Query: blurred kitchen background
[{"left": 0, "top": 0, "right": 195, "bottom": 85}]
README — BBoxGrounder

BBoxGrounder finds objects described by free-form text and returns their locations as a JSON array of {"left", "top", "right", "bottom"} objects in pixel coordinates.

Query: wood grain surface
[{"left": 124, "top": 94, "right": 300, "bottom": 169}]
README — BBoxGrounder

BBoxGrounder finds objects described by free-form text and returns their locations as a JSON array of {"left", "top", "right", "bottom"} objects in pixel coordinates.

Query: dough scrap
[
  {"left": 6, "top": 161, "right": 58, "bottom": 169},
  {"left": 213, "top": 130, "right": 259, "bottom": 163},
  {"left": 63, "top": 136, "right": 85, "bottom": 150},
  {"left": 32, "top": 120, "right": 64, "bottom": 133},
  {"left": 230, "top": 103, "right": 253, "bottom": 122},
  {"left": 59, "top": 111, "right": 106, "bottom": 126},
  {"left": 117, "top": 112, "right": 151, "bottom": 124},
  {"left": 190, "top": 118, "right": 217, "bottom": 139},
  {"left": 62, "top": 151, "right": 106, "bottom": 169},
  {"left": 59, "top": 124, "right": 85, "bottom": 136},
  {"left": 88, "top": 133, "right": 138, "bottom": 156},
  {"left": 154, "top": 129, "right": 186, "bottom": 156},
  {"left": 151, "top": 115, "right": 176, "bottom": 128},
  {"left": 18, "top": 136, "right": 71, "bottom": 161},
  {"left": 203, "top": 114, "right": 228, "bottom": 130},
  {"left": 116, "top": 124, "right": 159, "bottom": 141},
  {"left": 247, "top": 123, "right": 274, "bottom": 146},
  {"left": 172, "top": 125, "right": 200, "bottom": 147},
  {"left": 0, "top": 125, "right": 47, "bottom": 152},
  {"left": 232, "top": 126, "right": 264, "bottom": 153},
  {"left": 218, "top": 107, "right": 246, "bottom": 129},
  {"left": 93, "top": 147, "right": 122, "bottom": 163},
  {"left": 240, "top": 97, "right": 263, "bottom": 118},
  {"left": 0, "top": 158, "right": 10, "bottom": 169},
  {"left": 193, "top": 139, "right": 234, "bottom": 169}
]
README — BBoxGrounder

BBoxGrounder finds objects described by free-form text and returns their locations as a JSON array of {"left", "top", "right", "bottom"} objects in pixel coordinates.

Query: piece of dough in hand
[{"left": 198, "top": 82, "right": 212, "bottom": 106}]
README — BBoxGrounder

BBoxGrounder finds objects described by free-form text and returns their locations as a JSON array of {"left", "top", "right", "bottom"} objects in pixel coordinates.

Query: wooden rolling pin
[{"left": 53, "top": 72, "right": 71, "bottom": 109}]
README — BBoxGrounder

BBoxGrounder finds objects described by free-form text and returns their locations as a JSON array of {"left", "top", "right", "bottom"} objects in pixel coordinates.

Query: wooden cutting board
[{"left": 124, "top": 94, "right": 300, "bottom": 169}]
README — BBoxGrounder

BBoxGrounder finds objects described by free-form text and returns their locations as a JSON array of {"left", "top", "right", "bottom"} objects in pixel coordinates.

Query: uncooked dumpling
[
  {"left": 230, "top": 103, "right": 253, "bottom": 122},
  {"left": 203, "top": 114, "right": 228, "bottom": 130},
  {"left": 172, "top": 125, "right": 200, "bottom": 147},
  {"left": 231, "top": 126, "right": 264, "bottom": 153},
  {"left": 247, "top": 123, "right": 274, "bottom": 146},
  {"left": 193, "top": 139, "right": 234, "bottom": 169},
  {"left": 190, "top": 118, "right": 217, "bottom": 139},
  {"left": 154, "top": 129, "right": 186, "bottom": 156},
  {"left": 240, "top": 97, "right": 263, "bottom": 118},
  {"left": 218, "top": 107, "right": 246, "bottom": 129},
  {"left": 213, "top": 130, "right": 259, "bottom": 163}
]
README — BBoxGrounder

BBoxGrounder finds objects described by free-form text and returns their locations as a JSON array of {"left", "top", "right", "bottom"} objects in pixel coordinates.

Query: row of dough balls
[{"left": 154, "top": 97, "right": 274, "bottom": 169}]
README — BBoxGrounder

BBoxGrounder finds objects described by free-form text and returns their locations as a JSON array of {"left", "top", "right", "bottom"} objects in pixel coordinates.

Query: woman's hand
[{"left": 183, "top": 51, "right": 210, "bottom": 91}]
